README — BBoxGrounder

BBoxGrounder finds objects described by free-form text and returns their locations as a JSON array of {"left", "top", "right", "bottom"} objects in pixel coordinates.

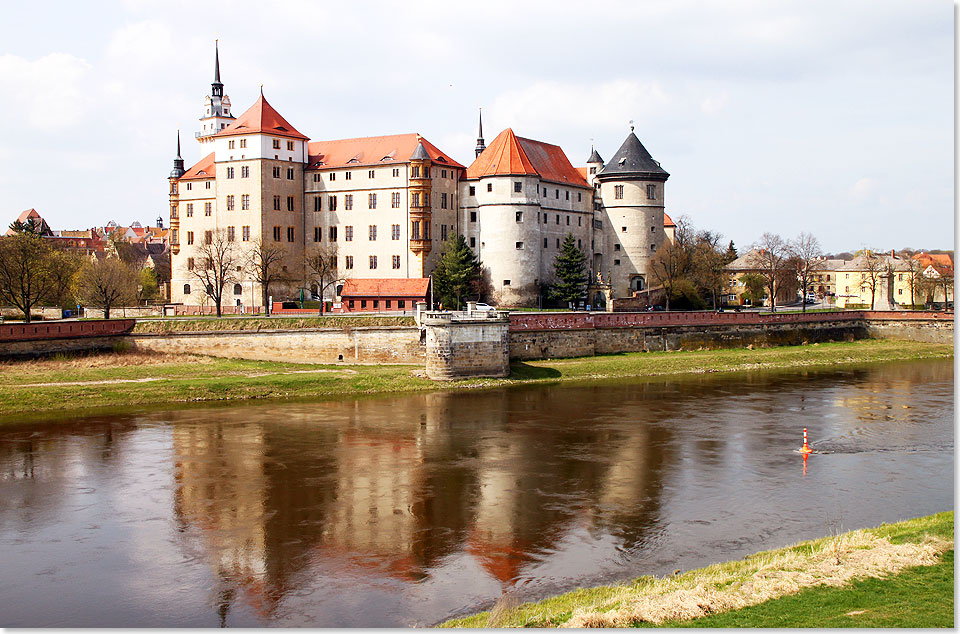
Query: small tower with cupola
[
  {"left": 409, "top": 138, "right": 434, "bottom": 277},
  {"left": 197, "top": 41, "right": 235, "bottom": 145},
  {"left": 168, "top": 131, "right": 185, "bottom": 254}
]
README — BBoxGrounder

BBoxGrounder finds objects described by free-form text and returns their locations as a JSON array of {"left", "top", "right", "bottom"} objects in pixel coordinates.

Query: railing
[{"left": 0, "top": 319, "right": 135, "bottom": 342}]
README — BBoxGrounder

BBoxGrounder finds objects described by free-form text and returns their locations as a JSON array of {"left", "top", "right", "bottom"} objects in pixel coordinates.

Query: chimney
[{"left": 891, "top": 249, "right": 896, "bottom": 258}]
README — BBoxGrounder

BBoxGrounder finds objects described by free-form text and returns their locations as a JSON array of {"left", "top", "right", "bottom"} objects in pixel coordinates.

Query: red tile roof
[
  {"left": 340, "top": 278, "right": 430, "bottom": 298},
  {"left": 180, "top": 152, "right": 217, "bottom": 180},
  {"left": 576, "top": 167, "right": 589, "bottom": 180},
  {"left": 216, "top": 94, "right": 309, "bottom": 140},
  {"left": 306, "top": 134, "right": 464, "bottom": 170},
  {"left": 663, "top": 212, "right": 676, "bottom": 227},
  {"left": 467, "top": 129, "right": 590, "bottom": 189}
]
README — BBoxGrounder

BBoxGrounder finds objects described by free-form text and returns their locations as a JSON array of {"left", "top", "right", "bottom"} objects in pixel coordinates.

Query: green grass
[
  {"left": 440, "top": 512, "right": 954, "bottom": 628},
  {"left": 131, "top": 315, "right": 415, "bottom": 333},
  {"left": 0, "top": 339, "right": 950, "bottom": 423}
]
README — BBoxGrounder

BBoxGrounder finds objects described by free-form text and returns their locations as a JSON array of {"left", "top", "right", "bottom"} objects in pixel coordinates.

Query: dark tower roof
[
  {"left": 212, "top": 41, "right": 223, "bottom": 97},
  {"left": 475, "top": 108, "right": 486, "bottom": 158},
  {"left": 596, "top": 130, "right": 669, "bottom": 181},
  {"left": 169, "top": 131, "right": 185, "bottom": 178},
  {"left": 410, "top": 140, "right": 431, "bottom": 160},
  {"left": 587, "top": 146, "right": 603, "bottom": 164}
]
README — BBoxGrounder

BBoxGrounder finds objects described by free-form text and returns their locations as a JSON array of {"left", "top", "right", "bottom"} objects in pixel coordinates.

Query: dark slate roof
[
  {"left": 587, "top": 147, "right": 604, "bottom": 164},
  {"left": 410, "top": 141, "right": 430, "bottom": 160},
  {"left": 596, "top": 132, "right": 669, "bottom": 180}
]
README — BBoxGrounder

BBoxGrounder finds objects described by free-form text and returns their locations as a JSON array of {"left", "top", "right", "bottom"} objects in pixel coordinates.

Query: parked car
[
  {"left": 473, "top": 302, "right": 497, "bottom": 311},
  {"left": 645, "top": 305, "right": 665, "bottom": 311}
]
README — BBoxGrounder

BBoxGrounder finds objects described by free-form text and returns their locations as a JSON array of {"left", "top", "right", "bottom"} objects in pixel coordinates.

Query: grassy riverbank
[
  {"left": 0, "top": 339, "right": 951, "bottom": 422},
  {"left": 131, "top": 315, "right": 415, "bottom": 333},
  {"left": 440, "top": 511, "right": 954, "bottom": 628}
]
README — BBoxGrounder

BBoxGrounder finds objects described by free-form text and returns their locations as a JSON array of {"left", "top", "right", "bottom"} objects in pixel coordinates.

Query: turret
[
  {"left": 409, "top": 138, "right": 433, "bottom": 275},
  {"left": 586, "top": 144, "right": 604, "bottom": 186},
  {"left": 168, "top": 131, "right": 183, "bottom": 254},
  {"left": 475, "top": 108, "right": 486, "bottom": 158},
  {"left": 196, "top": 40, "right": 235, "bottom": 144}
]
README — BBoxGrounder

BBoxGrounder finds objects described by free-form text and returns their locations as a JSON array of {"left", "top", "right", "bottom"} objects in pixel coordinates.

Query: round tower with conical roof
[{"left": 595, "top": 126, "right": 669, "bottom": 299}]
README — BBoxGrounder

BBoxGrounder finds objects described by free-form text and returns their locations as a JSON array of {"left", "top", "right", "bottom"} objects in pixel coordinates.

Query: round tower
[{"left": 595, "top": 126, "right": 669, "bottom": 298}]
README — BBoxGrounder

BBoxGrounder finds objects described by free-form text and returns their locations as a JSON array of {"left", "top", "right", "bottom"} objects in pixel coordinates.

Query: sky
[{"left": 0, "top": 0, "right": 953, "bottom": 253}]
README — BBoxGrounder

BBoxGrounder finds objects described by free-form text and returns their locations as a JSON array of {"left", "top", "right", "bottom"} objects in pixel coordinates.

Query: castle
[{"left": 168, "top": 45, "right": 674, "bottom": 309}]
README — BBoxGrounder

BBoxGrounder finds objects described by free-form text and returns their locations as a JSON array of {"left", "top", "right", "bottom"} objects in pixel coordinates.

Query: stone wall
[
  {"left": 130, "top": 326, "right": 424, "bottom": 364},
  {"left": 423, "top": 312, "right": 510, "bottom": 380},
  {"left": 0, "top": 319, "right": 135, "bottom": 358}
]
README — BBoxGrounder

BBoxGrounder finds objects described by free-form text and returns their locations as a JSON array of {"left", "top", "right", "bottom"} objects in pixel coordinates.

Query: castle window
[
  {"left": 411, "top": 220, "right": 421, "bottom": 239},
  {"left": 287, "top": 196, "right": 295, "bottom": 211},
  {"left": 226, "top": 167, "right": 234, "bottom": 179},
  {"left": 287, "top": 167, "right": 294, "bottom": 180},
  {"left": 183, "top": 284, "right": 191, "bottom": 295},
  {"left": 578, "top": 192, "right": 582, "bottom": 202},
  {"left": 273, "top": 196, "right": 281, "bottom": 211},
  {"left": 314, "top": 197, "right": 322, "bottom": 212},
  {"left": 651, "top": 226, "right": 656, "bottom": 232},
  {"left": 441, "top": 192, "right": 448, "bottom": 209},
  {"left": 345, "top": 172, "right": 352, "bottom": 180},
  {"left": 411, "top": 193, "right": 420, "bottom": 207},
  {"left": 242, "top": 226, "right": 250, "bottom": 241},
  {"left": 392, "top": 168, "right": 400, "bottom": 177},
  {"left": 287, "top": 141, "right": 294, "bottom": 151},
  {"left": 556, "top": 215, "right": 560, "bottom": 224},
  {"left": 368, "top": 170, "right": 375, "bottom": 179},
  {"left": 329, "top": 226, "right": 338, "bottom": 241},
  {"left": 369, "top": 255, "right": 377, "bottom": 269},
  {"left": 614, "top": 259, "right": 621, "bottom": 266},
  {"left": 515, "top": 242, "right": 523, "bottom": 250},
  {"left": 329, "top": 195, "right": 338, "bottom": 211},
  {"left": 392, "top": 255, "right": 400, "bottom": 269},
  {"left": 392, "top": 224, "right": 400, "bottom": 240},
  {"left": 186, "top": 204, "right": 193, "bottom": 217},
  {"left": 204, "top": 230, "right": 212, "bottom": 244},
  {"left": 514, "top": 181, "right": 522, "bottom": 193},
  {"left": 228, "top": 140, "right": 235, "bottom": 149},
  {"left": 556, "top": 238, "right": 560, "bottom": 248},
  {"left": 503, "top": 280, "right": 511, "bottom": 286},
  {"left": 204, "top": 202, "right": 211, "bottom": 216},
  {"left": 411, "top": 166, "right": 420, "bottom": 178},
  {"left": 241, "top": 166, "right": 249, "bottom": 178},
  {"left": 287, "top": 227, "right": 294, "bottom": 242},
  {"left": 566, "top": 215, "right": 570, "bottom": 225},
  {"left": 234, "top": 284, "right": 242, "bottom": 295},
  {"left": 313, "top": 173, "right": 320, "bottom": 182},
  {"left": 186, "top": 183, "right": 192, "bottom": 191},
  {"left": 578, "top": 239, "right": 582, "bottom": 249},
  {"left": 314, "top": 227, "right": 322, "bottom": 242},
  {"left": 543, "top": 238, "right": 548, "bottom": 248},
  {"left": 273, "top": 139, "right": 281, "bottom": 149},
  {"left": 441, "top": 224, "right": 448, "bottom": 240},
  {"left": 516, "top": 211, "right": 523, "bottom": 223},
  {"left": 241, "top": 195, "right": 249, "bottom": 210},
  {"left": 329, "top": 172, "right": 336, "bottom": 181},
  {"left": 470, "top": 211, "right": 477, "bottom": 222},
  {"left": 369, "top": 225, "right": 377, "bottom": 241},
  {"left": 487, "top": 183, "right": 492, "bottom": 192},
  {"left": 622, "top": 226, "right": 627, "bottom": 232},
  {"left": 470, "top": 237, "right": 476, "bottom": 248},
  {"left": 615, "top": 185, "right": 624, "bottom": 199},
  {"left": 555, "top": 189, "right": 559, "bottom": 199},
  {"left": 469, "top": 186, "right": 476, "bottom": 196},
  {"left": 345, "top": 226, "right": 353, "bottom": 241},
  {"left": 273, "top": 226, "right": 281, "bottom": 241},
  {"left": 615, "top": 244, "right": 621, "bottom": 251},
  {"left": 226, "top": 195, "right": 235, "bottom": 211},
  {"left": 345, "top": 194, "right": 353, "bottom": 210},
  {"left": 566, "top": 191, "right": 570, "bottom": 201},
  {"left": 187, "top": 258, "right": 194, "bottom": 271},
  {"left": 345, "top": 256, "right": 353, "bottom": 269},
  {"left": 647, "top": 185, "right": 656, "bottom": 200},
  {"left": 187, "top": 231, "right": 194, "bottom": 245},
  {"left": 589, "top": 166, "right": 597, "bottom": 174},
  {"left": 273, "top": 167, "right": 281, "bottom": 178},
  {"left": 227, "top": 226, "right": 235, "bottom": 242},
  {"left": 369, "top": 193, "right": 377, "bottom": 209},
  {"left": 651, "top": 244, "right": 657, "bottom": 252},
  {"left": 578, "top": 217, "right": 582, "bottom": 226},
  {"left": 240, "top": 139, "right": 247, "bottom": 148}
]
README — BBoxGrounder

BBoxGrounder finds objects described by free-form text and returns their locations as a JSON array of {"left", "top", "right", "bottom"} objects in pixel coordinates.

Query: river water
[{"left": 0, "top": 359, "right": 953, "bottom": 627}]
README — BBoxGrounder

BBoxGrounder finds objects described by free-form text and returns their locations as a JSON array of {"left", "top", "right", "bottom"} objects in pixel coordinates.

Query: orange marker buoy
[{"left": 799, "top": 428, "right": 813, "bottom": 454}]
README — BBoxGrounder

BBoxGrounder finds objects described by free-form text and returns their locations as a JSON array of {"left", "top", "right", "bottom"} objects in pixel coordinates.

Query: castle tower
[
  {"left": 475, "top": 108, "right": 486, "bottom": 158},
  {"left": 596, "top": 125, "right": 669, "bottom": 298},
  {"left": 586, "top": 145, "right": 604, "bottom": 186},
  {"left": 409, "top": 139, "right": 433, "bottom": 276},
  {"left": 197, "top": 41, "right": 235, "bottom": 145},
  {"left": 168, "top": 131, "right": 185, "bottom": 254}
]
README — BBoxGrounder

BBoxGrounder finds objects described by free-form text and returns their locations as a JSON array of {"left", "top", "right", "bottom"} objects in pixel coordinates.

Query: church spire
[
  {"left": 475, "top": 107, "right": 486, "bottom": 158},
  {"left": 212, "top": 40, "right": 223, "bottom": 98},
  {"left": 169, "top": 130, "right": 185, "bottom": 178}
]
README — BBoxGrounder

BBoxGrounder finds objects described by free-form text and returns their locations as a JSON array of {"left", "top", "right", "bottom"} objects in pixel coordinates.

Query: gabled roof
[
  {"left": 6, "top": 209, "right": 52, "bottom": 236},
  {"left": 306, "top": 134, "right": 463, "bottom": 170},
  {"left": 466, "top": 128, "right": 591, "bottom": 188},
  {"left": 340, "top": 278, "right": 430, "bottom": 298},
  {"left": 215, "top": 94, "right": 309, "bottom": 140},
  {"left": 912, "top": 252, "right": 953, "bottom": 270},
  {"left": 597, "top": 131, "right": 669, "bottom": 181},
  {"left": 180, "top": 152, "right": 217, "bottom": 179}
]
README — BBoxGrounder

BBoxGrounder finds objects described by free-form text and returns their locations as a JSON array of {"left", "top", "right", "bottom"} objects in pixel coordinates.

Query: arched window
[
  {"left": 233, "top": 284, "right": 243, "bottom": 295},
  {"left": 183, "top": 284, "right": 191, "bottom": 295}
]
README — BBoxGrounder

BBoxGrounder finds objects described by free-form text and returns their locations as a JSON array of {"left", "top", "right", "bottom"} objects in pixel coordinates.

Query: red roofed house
[
  {"left": 166, "top": 45, "right": 676, "bottom": 311},
  {"left": 336, "top": 278, "right": 430, "bottom": 313}
]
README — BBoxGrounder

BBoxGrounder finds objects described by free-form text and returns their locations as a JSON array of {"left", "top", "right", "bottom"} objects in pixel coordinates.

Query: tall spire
[
  {"left": 475, "top": 107, "right": 486, "bottom": 158},
  {"left": 212, "top": 40, "right": 223, "bottom": 98},
  {"left": 170, "top": 130, "right": 185, "bottom": 178}
]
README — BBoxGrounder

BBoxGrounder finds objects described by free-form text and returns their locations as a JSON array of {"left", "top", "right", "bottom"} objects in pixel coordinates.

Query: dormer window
[{"left": 618, "top": 157, "right": 626, "bottom": 166}]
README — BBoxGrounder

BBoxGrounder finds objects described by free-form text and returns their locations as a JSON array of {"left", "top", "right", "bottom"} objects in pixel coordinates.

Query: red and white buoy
[{"left": 799, "top": 428, "right": 813, "bottom": 454}]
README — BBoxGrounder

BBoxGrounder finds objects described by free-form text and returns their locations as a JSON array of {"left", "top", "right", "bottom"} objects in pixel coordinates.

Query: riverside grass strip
[
  {"left": 0, "top": 339, "right": 951, "bottom": 422},
  {"left": 130, "top": 315, "right": 416, "bottom": 333},
  {"left": 439, "top": 512, "right": 954, "bottom": 629}
]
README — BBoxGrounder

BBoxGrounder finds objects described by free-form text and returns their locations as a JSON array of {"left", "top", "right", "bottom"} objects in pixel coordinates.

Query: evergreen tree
[
  {"left": 725, "top": 240, "right": 738, "bottom": 263},
  {"left": 550, "top": 233, "right": 587, "bottom": 304},
  {"left": 432, "top": 234, "right": 482, "bottom": 310}
]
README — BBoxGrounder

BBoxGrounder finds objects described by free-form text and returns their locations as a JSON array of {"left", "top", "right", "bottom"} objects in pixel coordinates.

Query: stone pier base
[{"left": 423, "top": 310, "right": 510, "bottom": 380}]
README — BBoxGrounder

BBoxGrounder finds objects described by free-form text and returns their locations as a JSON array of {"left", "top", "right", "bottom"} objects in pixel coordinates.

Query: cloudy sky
[{"left": 0, "top": 0, "right": 953, "bottom": 253}]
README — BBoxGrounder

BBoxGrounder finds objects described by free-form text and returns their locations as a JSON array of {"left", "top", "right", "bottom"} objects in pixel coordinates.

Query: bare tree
[
  {"left": 904, "top": 258, "right": 925, "bottom": 309},
  {"left": 76, "top": 257, "right": 138, "bottom": 319},
  {"left": 857, "top": 249, "right": 884, "bottom": 310},
  {"left": 304, "top": 244, "right": 344, "bottom": 313},
  {"left": 789, "top": 232, "right": 825, "bottom": 313},
  {"left": 749, "top": 233, "right": 790, "bottom": 312},
  {"left": 189, "top": 230, "right": 239, "bottom": 318},
  {"left": 0, "top": 229, "right": 75, "bottom": 323},
  {"left": 247, "top": 238, "right": 287, "bottom": 315},
  {"left": 689, "top": 230, "right": 725, "bottom": 309}
]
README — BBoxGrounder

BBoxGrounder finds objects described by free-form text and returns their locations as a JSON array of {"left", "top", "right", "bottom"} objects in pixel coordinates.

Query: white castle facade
[{"left": 168, "top": 47, "right": 673, "bottom": 309}]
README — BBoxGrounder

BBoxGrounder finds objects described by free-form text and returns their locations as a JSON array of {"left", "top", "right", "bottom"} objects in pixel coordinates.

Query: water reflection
[{"left": 0, "top": 360, "right": 952, "bottom": 627}]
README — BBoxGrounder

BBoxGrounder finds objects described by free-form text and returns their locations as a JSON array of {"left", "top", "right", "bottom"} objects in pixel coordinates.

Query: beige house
[{"left": 825, "top": 252, "right": 916, "bottom": 309}]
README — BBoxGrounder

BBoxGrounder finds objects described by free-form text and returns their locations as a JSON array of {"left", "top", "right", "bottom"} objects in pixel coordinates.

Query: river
[{"left": 0, "top": 359, "right": 952, "bottom": 627}]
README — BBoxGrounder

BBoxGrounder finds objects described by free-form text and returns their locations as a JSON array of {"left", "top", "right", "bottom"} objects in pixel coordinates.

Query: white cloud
[
  {"left": 849, "top": 177, "right": 879, "bottom": 202},
  {"left": 0, "top": 53, "right": 93, "bottom": 129}
]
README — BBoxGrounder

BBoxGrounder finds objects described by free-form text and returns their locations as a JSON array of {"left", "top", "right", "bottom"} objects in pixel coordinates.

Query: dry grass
[
  {"left": 562, "top": 531, "right": 952, "bottom": 627},
  {"left": 0, "top": 350, "right": 212, "bottom": 376}
]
